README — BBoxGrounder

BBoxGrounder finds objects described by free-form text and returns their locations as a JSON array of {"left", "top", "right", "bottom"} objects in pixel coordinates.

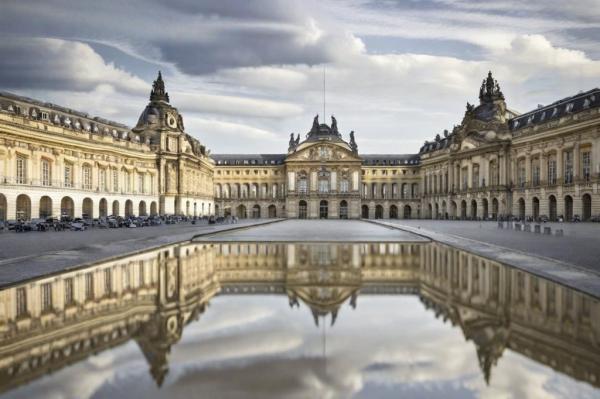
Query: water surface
[{"left": 0, "top": 241, "right": 598, "bottom": 398}]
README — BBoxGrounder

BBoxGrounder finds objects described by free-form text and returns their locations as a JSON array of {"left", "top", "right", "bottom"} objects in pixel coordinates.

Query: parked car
[
  {"left": 30, "top": 218, "right": 50, "bottom": 231},
  {"left": 70, "top": 221, "right": 86, "bottom": 231}
]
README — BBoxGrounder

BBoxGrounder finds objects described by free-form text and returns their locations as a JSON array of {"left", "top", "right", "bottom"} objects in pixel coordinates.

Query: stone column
[{"left": 525, "top": 154, "right": 531, "bottom": 188}]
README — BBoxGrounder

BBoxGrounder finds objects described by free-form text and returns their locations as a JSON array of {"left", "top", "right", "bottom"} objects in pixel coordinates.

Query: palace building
[{"left": 0, "top": 71, "right": 598, "bottom": 221}]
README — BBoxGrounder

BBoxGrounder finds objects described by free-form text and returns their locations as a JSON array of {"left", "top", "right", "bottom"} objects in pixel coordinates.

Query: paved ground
[
  {"left": 196, "top": 219, "right": 427, "bottom": 242},
  {"left": 379, "top": 220, "right": 600, "bottom": 272},
  {"left": 0, "top": 219, "right": 281, "bottom": 286}
]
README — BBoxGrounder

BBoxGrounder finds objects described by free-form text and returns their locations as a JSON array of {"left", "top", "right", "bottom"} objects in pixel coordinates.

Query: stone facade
[
  {"left": 1, "top": 71, "right": 599, "bottom": 221},
  {"left": 0, "top": 72, "right": 214, "bottom": 220}
]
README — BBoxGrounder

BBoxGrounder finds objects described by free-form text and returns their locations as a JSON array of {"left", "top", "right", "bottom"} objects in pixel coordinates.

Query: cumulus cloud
[{"left": 0, "top": 38, "right": 148, "bottom": 94}]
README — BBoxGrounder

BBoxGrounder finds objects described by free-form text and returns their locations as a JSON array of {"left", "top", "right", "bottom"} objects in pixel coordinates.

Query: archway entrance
[
  {"left": 532, "top": 197, "right": 540, "bottom": 220},
  {"left": 112, "top": 200, "right": 120, "bottom": 216},
  {"left": 339, "top": 200, "right": 348, "bottom": 219},
  {"left": 39, "top": 196, "right": 52, "bottom": 218},
  {"left": 125, "top": 200, "right": 133, "bottom": 217},
  {"left": 82, "top": 198, "right": 93, "bottom": 218},
  {"left": 0, "top": 194, "right": 6, "bottom": 221},
  {"left": 403, "top": 205, "right": 411, "bottom": 219},
  {"left": 61, "top": 197, "right": 74, "bottom": 219},
  {"left": 482, "top": 199, "right": 488, "bottom": 220},
  {"left": 375, "top": 205, "right": 383, "bottom": 219},
  {"left": 565, "top": 195, "right": 573, "bottom": 221},
  {"left": 549, "top": 195, "right": 557, "bottom": 221},
  {"left": 319, "top": 200, "right": 328, "bottom": 219},
  {"left": 361, "top": 205, "right": 369, "bottom": 219},
  {"left": 237, "top": 204, "right": 247, "bottom": 219},
  {"left": 139, "top": 201, "right": 147, "bottom": 216},
  {"left": 470, "top": 200, "right": 477, "bottom": 220},
  {"left": 99, "top": 198, "right": 108, "bottom": 218},
  {"left": 150, "top": 201, "right": 158, "bottom": 216},
  {"left": 389, "top": 205, "right": 398, "bottom": 219},
  {"left": 518, "top": 198, "right": 525, "bottom": 220},
  {"left": 16, "top": 194, "right": 31, "bottom": 220},
  {"left": 252, "top": 204, "right": 261, "bottom": 218},
  {"left": 582, "top": 194, "right": 592, "bottom": 221},
  {"left": 492, "top": 198, "right": 499, "bottom": 219},
  {"left": 460, "top": 201, "right": 467, "bottom": 219},
  {"left": 268, "top": 205, "right": 277, "bottom": 218},
  {"left": 299, "top": 201, "right": 307, "bottom": 219}
]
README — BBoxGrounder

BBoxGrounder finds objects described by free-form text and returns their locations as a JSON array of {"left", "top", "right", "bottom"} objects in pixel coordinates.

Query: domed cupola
[{"left": 133, "top": 71, "right": 183, "bottom": 139}]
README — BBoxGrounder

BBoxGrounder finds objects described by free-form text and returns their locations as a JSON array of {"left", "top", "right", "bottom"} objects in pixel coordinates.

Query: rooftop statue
[
  {"left": 479, "top": 71, "right": 504, "bottom": 104},
  {"left": 349, "top": 130, "right": 358, "bottom": 152}
]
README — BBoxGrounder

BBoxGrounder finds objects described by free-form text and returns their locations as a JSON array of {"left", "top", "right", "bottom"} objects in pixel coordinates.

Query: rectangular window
[
  {"left": 64, "top": 163, "right": 73, "bottom": 187},
  {"left": 340, "top": 180, "right": 349, "bottom": 193},
  {"left": 125, "top": 172, "right": 131, "bottom": 192},
  {"left": 472, "top": 165, "right": 480, "bottom": 189},
  {"left": 82, "top": 166, "right": 92, "bottom": 190},
  {"left": 112, "top": 169, "right": 119, "bottom": 192},
  {"left": 41, "top": 159, "right": 51, "bottom": 186},
  {"left": 16, "top": 287, "right": 27, "bottom": 317},
  {"left": 518, "top": 163, "right": 526, "bottom": 187},
  {"left": 138, "top": 173, "right": 144, "bottom": 194},
  {"left": 298, "top": 179, "right": 308, "bottom": 194},
  {"left": 532, "top": 159, "right": 540, "bottom": 186},
  {"left": 139, "top": 262, "right": 145, "bottom": 286},
  {"left": 41, "top": 282, "right": 53, "bottom": 312},
  {"left": 489, "top": 161, "right": 498, "bottom": 186},
  {"left": 582, "top": 151, "right": 591, "bottom": 181},
  {"left": 318, "top": 179, "right": 329, "bottom": 193},
  {"left": 85, "top": 273, "right": 94, "bottom": 300},
  {"left": 16, "top": 156, "right": 27, "bottom": 184},
  {"left": 564, "top": 151, "right": 573, "bottom": 184},
  {"left": 462, "top": 168, "right": 468, "bottom": 190},
  {"left": 99, "top": 169, "right": 106, "bottom": 191},
  {"left": 104, "top": 269, "right": 112, "bottom": 295},
  {"left": 548, "top": 158, "right": 557, "bottom": 185},
  {"left": 64, "top": 277, "right": 74, "bottom": 305}
]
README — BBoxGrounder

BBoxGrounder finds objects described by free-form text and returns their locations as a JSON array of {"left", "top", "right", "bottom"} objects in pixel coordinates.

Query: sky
[{"left": 1, "top": 0, "right": 600, "bottom": 154}]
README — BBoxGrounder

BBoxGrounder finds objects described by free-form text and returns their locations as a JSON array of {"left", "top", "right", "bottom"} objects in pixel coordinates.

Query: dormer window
[
  {"left": 539, "top": 111, "right": 546, "bottom": 121},
  {"left": 84, "top": 123, "right": 91, "bottom": 132},
  {"left": 31, "top": 109, "right": 38, "bottom": 118},
  {"left": 513, "top": 120, "right": 520, "bottom": 129},
  {"left": 7, "top": 104, "right": 14, "bottom": 112},
  {"left": 527, "top": 115, "right": 534, "bottom": 125},
  {"left": 583, "top": 98, "right": 591, "bottom": 109},
  {"left": 63, "top": 117, "right": 71, "bottom": 127},
  {"left": 41, "top": 112, "right": 48, "bottom": 120},
  {"left": 53, "top": 114, "right": 60, "bottom": 124},
  {"left": 74, "top": 120, "right": 81, "bottom": 129},
  {"left": 565, "top": 102, "right": 574, "bottom": 113},
  {"left": 93, "top": 124, "right": 99, "bottom": 133}
]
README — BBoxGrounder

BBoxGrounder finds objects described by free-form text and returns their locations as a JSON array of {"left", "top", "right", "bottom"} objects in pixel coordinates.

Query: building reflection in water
[{"left": 0, "top": 241, "right": 598, "bottom": 394}]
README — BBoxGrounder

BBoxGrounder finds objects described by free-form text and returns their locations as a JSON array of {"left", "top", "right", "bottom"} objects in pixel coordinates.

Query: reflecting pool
[{"left": 0, "top": 241, "right": 599, "bottom": 398}]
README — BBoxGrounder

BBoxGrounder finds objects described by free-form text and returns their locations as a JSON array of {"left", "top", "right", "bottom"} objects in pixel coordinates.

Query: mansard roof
[
  {"left": 0, "top": 91, "right": 130, "bottom": 130},
  {"left": 0, "top": 91, "right": 148, "bottom": 143},
  {"left": 509, "top": 88, "right": 600, "bottom": 131},
  {"left": 211, "top": 154, "right": 286, "bottom": 165},
  {"left": 361, "top": 154, "right": 420, "bottom": 166}
]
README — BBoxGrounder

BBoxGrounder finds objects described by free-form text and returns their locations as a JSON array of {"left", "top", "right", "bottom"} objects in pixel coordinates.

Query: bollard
[
  {"left": 555, "top": 229, "right": 564, "bottom": 237},
  {"left": 524, "top": 224, "right": 531, "bottom": 232},
  {"left": 534, "top": 225, "right": 541, "bottom": 234},
  {"left": 543, "top": 226, "right": 552, "bottom": 235}
]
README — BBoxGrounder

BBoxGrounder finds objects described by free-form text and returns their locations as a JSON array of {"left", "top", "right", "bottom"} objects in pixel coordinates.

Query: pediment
[{"left": 286, "top": 141, "right": 361, "bottom": 163}]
